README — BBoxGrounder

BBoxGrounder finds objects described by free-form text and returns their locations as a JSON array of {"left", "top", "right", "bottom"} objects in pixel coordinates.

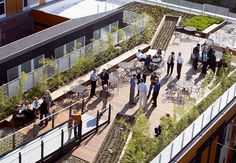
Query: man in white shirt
[
  {"left": 136, "top": 49, "right": 146, "bottom": 61},
  {"left": 138, "top": 79, "right": 148, "bottom": 110},
  {"left": 176, "top": 52, "right": 184, "bottom": 79}
]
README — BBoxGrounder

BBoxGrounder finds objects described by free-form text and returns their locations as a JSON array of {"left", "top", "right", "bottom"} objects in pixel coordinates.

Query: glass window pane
[
  {"left": 55, "top": 45, "right": 64, "bottom": 59},
  {"left": 101, "top": 25, "right": 110, "bottom": 39},
  {"left": 76, "top": 36, "right": 85, "bottom": 48},
  {"left": 34, "top": 55, "right": 44, "bottom": 69},
  {"left": 21, "top": 60, "right": 31, "bottom": 73},
  {"left": 0, "top": 3, "right": 4, "bottom": 15},
  {"left": 7, "top": 66, "right": 18, "bottom": 82},
  {"left": 28, "top": 0, "right": 39, "bottom": 6},
  {"left": 111, "top": 21, "right": 118, "bottom": 33},
  {"left": 93, "top": 30, "right": 100, "bottom": 40},
  {"left": 66, "top": 41, "right": 75, "bottom": 54}
]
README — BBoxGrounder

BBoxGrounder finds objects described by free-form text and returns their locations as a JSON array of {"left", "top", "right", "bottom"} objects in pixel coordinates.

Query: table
[
  {"left": 118, "top": 62, "right": 134, "bottom": 83},
  {"left": 146, "top": 49, "right": 157, "bottom": 57},
  {"left": 109, "top": 74, "right": 119, "bottom": 83},
  {"left": 70, "top": 85, "right": 87, "bottom": 94},
  {"left": 118, "top": 62, "right": 134, "bottom": 70},
  {"left": 152, "top": 57, "right": 161, "bottom": 63},
  {"left": 176, "top": 80, "right": 194, "bottom": 90},
  {"left": 184, "top": 26, "right": 197, "bottom": 32}
]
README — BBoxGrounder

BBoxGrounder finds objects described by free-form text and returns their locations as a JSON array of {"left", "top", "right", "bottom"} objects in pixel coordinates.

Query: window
[
  {"left": 21, "top": 60, "right": 31, "bottom": 73},
  {"left": 100, "top": 25, "right": 110, "bottom": 39},
  {"left": 93, "top": 29, "right": 100, "bottom": 40},
  {"left": 76, "top": 36, "right": 85, "bottom": 48},
  {"left": 55, "top": 45, "right": 64, "bottom": 59},
  {"left": 7, "top": 66, "right": 19, "bottom": 82},
  {"left": 34, "top": 55, "right": 44, "bottom": 69},
  {"left": 111, "top": 21, "right": 118, "bottom": 33},
  {"left": 66, "top": 41, "right": 75, "bottom": 54},
  {"left": 23, "top": 0, "right": 39, "bottom": 8},
  {"left": 0, "top": 0, "right": 5, "bottom": 16}
]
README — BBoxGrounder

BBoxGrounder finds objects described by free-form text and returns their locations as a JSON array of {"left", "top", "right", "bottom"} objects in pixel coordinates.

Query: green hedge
[{"left": 183, "top": 15, "right": 224, "bottom": 31}]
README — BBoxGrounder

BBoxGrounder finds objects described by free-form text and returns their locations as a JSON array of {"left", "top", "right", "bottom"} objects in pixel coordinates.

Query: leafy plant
[{"left": 183, "top": 15, "right": 223, "bottom": 31}]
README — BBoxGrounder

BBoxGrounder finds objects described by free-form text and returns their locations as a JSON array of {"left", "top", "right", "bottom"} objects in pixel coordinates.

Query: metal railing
[
  {"left": 1, "top": 13, "right": 147, "bottom": 97},
  {"left": 0, "top": 103, "right": 112, "bottom": 162},
  {"left": 151, "top": 83, "right": 236, "bottom": 163},
  {"left": 0, "top": 98, "right": 84, "bottom": 157}
]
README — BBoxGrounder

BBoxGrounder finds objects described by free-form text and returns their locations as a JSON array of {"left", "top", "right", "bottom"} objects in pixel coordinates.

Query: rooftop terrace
[{"left": 1, "top": 1, "right": 236, "bottom": 163}]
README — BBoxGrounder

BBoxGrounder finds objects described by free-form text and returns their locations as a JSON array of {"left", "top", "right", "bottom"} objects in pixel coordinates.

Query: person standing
[
  {"left": 176, "top": 52, "right": 184, "bottom": 79},
  {"left": 90, "top": 69, "right": 99, "bottom": 98},
  {"left": 100, "top": 69, "right": 109, "bottom": 87},
  {"left": 129, "top": 74, "right": 136, "bottom": 104},
  {"left": 99, "top": 85, "right": 111, "bottom": 109},
  {"left": 136, "top": 70, "right": 146, "bottom": 97},
  {"left": 138, "top": 79, "right": 148, "bottom": 110},
  {"left": 152, "top": 78, "right": 161, "bottom": 107},
  {"left": 147, "top": 72, "right": 158, "bottom": 99},
  {"left": 192, "top": 44, "right": 200, "bottom": 70},
  {"left": 39, "top": 96, "right": 48, "bottom": 126},
  {"left": 202, "top": 52, "right": 208, "bottom": 74},
  {"left": 167, "top": 52, "right": 175, "bottom": 76},
  {"left": 71, "top": 111, "right": 82, "bottom": 138}
]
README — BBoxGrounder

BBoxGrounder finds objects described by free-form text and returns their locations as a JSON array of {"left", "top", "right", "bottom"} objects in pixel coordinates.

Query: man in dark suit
[
  {"left": 100, "top": 69, "right": 109, "bottom": 87},
  {"left": 39, "top": 96, "right": 48, "bottom": 126}
]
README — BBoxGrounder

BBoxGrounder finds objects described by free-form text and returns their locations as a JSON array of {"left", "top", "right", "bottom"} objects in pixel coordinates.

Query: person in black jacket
[
  {"left": 39, "top": 96, "right": 48, "bottom": 126},
  {"left": 100, "top": 69, "right": 109, "bottom": 87}
]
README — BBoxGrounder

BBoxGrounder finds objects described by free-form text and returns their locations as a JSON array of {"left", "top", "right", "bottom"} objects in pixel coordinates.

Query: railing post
[
  {"left": 234, "top": 84, "right": 236, "bottom": 97},
  {"left": 33, "top": 124, "right": 36, "bottom": 137},
  {"left": 52, "top": 110, "right": 55, "bottom": 128},
  {"left": 158, "top": 153, "right": 162, "bottom": 163},
  {"left": 181, "top": 132, "right": 185, "bottom": 148},
  {"left": 210, "top": 105, "right": 214, "bottom": 120},
  {"left": 218, "top": 98, "right": 222, "bottom": 112},
  {"left": 226, "top": 89, "right": 230, "bottom": 103},
  {"left": 191, "top": 123, "right": 195, "bottom": 139},
  {"left": 69, "top": 101, "right": 73, "bottom": 118},
  {"left": 201, "top": 114, "right": 205, "bottom": 129},
  {"left": 81, "top": 99, "right": 85, "bottom": 113},
  {"left": 12, "top": 134, "right": 15, "bottom": 149},
  {"left": 108, "top": 104, "right": 111, "bottom": 124},
  {"left": 41, "top": 141, "right": 44, "bottom": 163},
  {"left": 19, "top": 152, "right": 22, "bottom": 163},
  {"left": 170, "top": 143, "right": 174, "bottom": 160},
  {"left": 96, "top": 110, "right": 99, "bottom": 132},
  {"left": 78, "top": 121, "right": 82, "bottom": 143},
  {"left": 61, "top": 130, "right": 64, "bottom": 147}
]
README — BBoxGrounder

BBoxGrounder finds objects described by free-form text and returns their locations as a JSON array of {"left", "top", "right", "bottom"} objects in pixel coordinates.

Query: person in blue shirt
[
  {"left": 129, "top": 74, "right": 137, "bottom": 104},
  {"left": 152, "top": 78, "right": 161, "bottom": 107}
]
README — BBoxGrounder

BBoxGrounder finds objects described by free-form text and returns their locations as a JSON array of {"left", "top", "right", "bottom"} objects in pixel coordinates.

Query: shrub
[{"left": 183, "top": 15, "right": 224, "bottom": 31}]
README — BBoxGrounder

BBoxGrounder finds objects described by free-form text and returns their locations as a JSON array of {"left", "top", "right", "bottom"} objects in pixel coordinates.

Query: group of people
[
  {"left": 12, "top": 90, "right": 52, "bottom": 126},
  {"left": 130, "top": 71, "right": 161, "bottom": 109},
  {"left": 166, "top": 52, "right": 184, "bottom": 79},
  {"left": 192, "top": 43, "right": 231, "bottom": 74},
  {"left": 90, "top": 68, "right": 111, "bottom": 109},
  {"left": 136, "top": 49, "right": 163, "bottom": 72}
]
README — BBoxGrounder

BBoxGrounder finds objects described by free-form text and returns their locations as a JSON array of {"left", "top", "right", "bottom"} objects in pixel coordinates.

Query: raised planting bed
[
  {"left": 183, "top": 15, "right": 224, "bottom": 31},
  {"left": 124, "top": 2, "right": 193, "bottom": 28},
  {"left": 93, "top": 114, "right": 134, "bottom": 163},
  {"left": 152, "top": 16, "right": 178, "bottom": 50}
]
